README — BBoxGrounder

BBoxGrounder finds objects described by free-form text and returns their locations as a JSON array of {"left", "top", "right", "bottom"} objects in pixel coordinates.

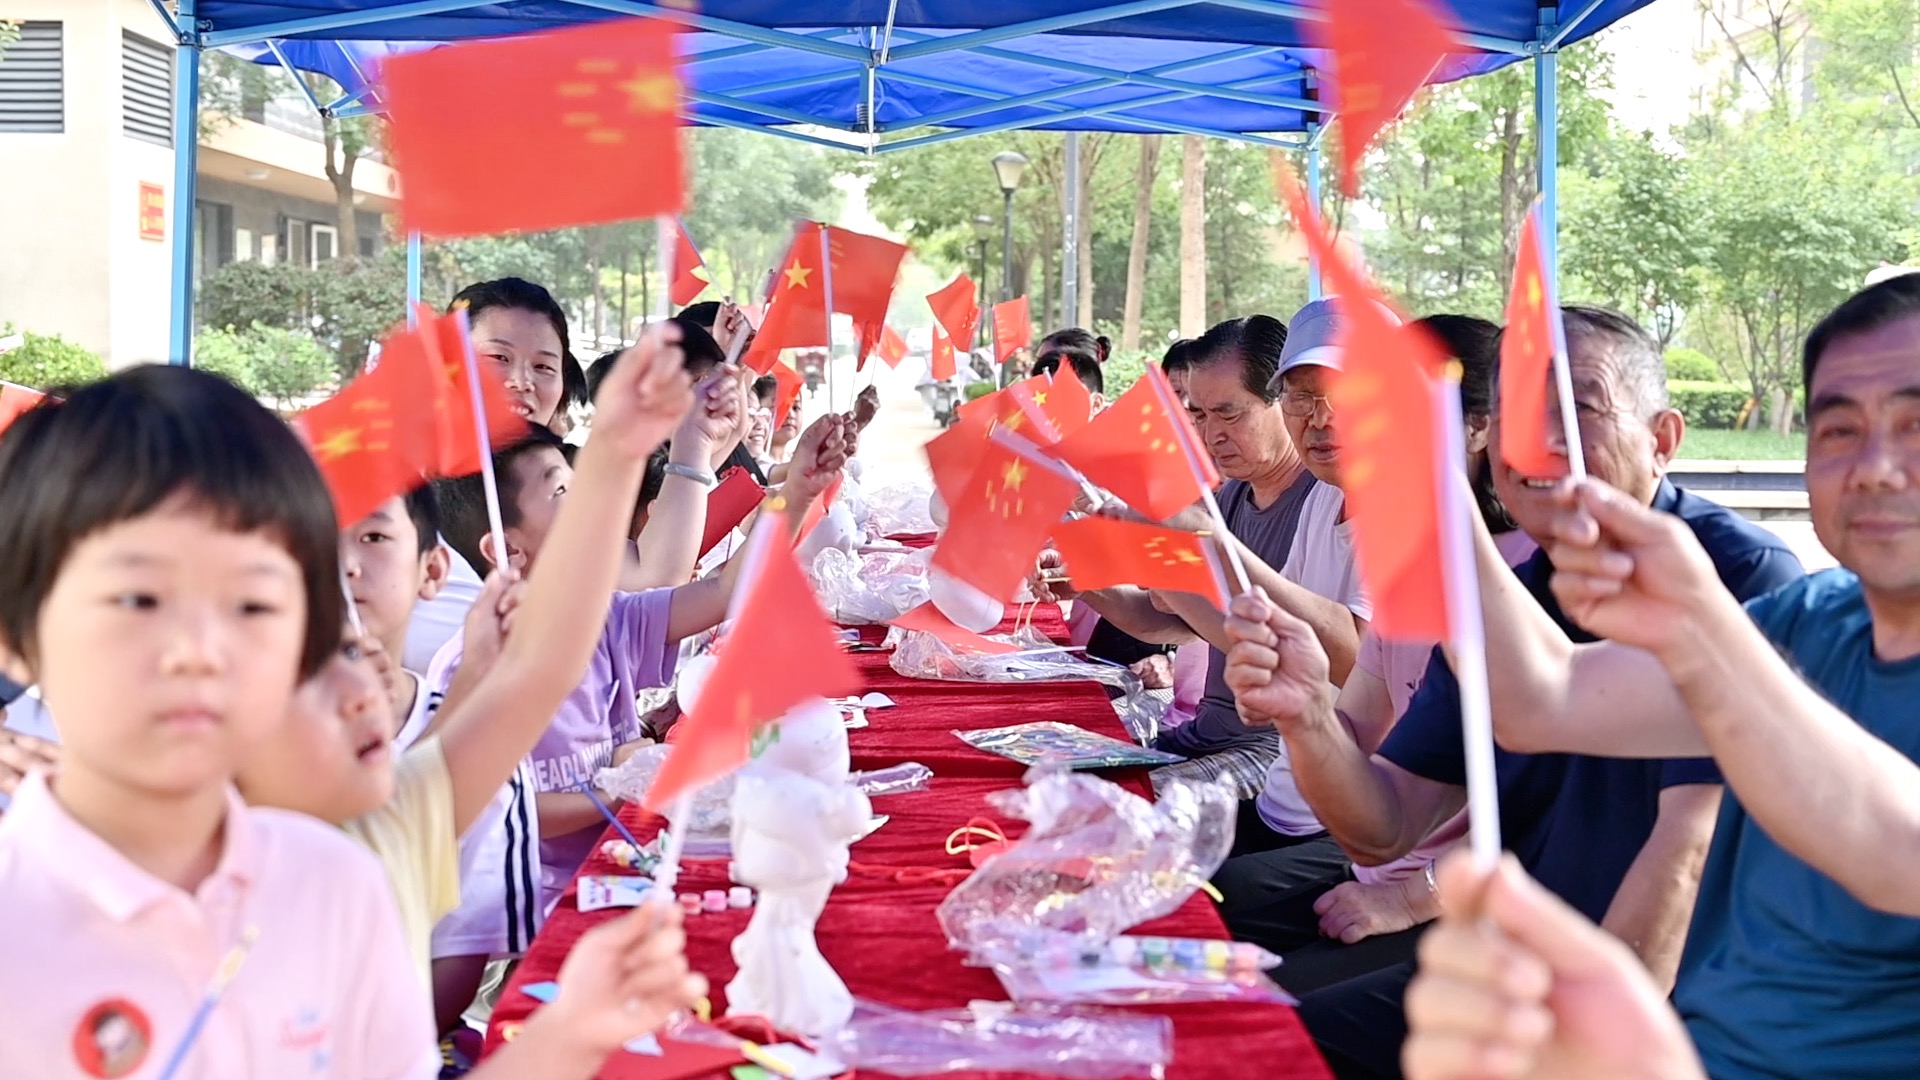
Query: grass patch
[{"left": 1677, "top": 428, "right": 1806, "bottom": 461}]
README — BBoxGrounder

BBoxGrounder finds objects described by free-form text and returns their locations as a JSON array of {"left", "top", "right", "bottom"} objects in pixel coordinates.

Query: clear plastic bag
[
  {"left": 935, "top": 770, "right": 1238, "bottom": 962},
  {"left": 811, "top": 546, "right": 933, "bottom": 625},
  {"left": 820, "top": 999, "right": 1173, "bottom": 1079},
  {"left": 885, "top": 627, "right": 1143, "bottom": 703},
  {"left": 864, "top": 481, "right": 939, "bottom": 537},
  {"left": 851, "top": 761, "right": 935, "bottom": 798},
  {"left": 595, "top": 744, "right": 735, "bottom": 836}
]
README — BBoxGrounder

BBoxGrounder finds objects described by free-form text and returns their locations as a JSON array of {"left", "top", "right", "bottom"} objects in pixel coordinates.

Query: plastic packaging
[
  {"left": 955, "top": 722, "right": 1185, "bottom": 770},
  {"left": 595, "top": 744, "right": 736, "bottom": 837},
  {"left": 886, "top": 627, "right": 1145, "bottom": 705},
  {"left": 993, "top": 935, "right": 1294, "bottom": 1006},
  {"left": 851, "top": 761, "right": 936, "bottom": 798},
  {"left": 821, "top": 999, "right": 1172, "bottom": 1079},
  {"left": 864, "top": 481, "right": 939, "bottom": 537},
  {"left": 811, "top": 545, "right": 933, "bottom": 625},
  {"left": 935, "top": 770, "right": 1238, "bottom": 961}
]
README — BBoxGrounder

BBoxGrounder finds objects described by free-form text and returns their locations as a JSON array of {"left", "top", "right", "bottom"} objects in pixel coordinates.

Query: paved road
[{"left": 810, "top": 356, "right": 1839, "bottom": 573}]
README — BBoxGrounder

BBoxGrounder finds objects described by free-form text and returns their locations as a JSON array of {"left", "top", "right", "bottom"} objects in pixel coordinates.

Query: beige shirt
[{"left": 342, "top": 737, "right": 461, "bottom": 987}]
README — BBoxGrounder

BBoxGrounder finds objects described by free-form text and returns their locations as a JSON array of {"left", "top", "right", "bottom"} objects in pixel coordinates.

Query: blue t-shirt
[
  {"left": 1377, "top": 481, "right": 1803, "bottom": 922},
  {"left": 1676, "top": 570, "right": 1920, "bottom": 1080}
]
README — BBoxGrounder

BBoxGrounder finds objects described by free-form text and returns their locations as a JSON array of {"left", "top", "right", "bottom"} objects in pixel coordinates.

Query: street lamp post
[
  {"left": 991, "top": 151, "right": 1029, "bottom": 306},
  {"left": 971, "top": 214, "right": 994, "bottom": 313}
]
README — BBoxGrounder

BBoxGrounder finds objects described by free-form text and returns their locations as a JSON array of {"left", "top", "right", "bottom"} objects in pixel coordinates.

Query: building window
[
  {"left": 310, "top": 224, "right": 339, "bottom": 266},
  {"left": 0, "top": 21, "right": 64, "bottom": 133},
  {"left": 122, "top": 31, "right": 173, "bottom": 146}
]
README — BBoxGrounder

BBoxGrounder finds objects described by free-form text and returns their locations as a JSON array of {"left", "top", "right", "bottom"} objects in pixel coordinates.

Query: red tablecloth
[{"left": 485, "top": 604, "right": 1331, "bottom": 1080}]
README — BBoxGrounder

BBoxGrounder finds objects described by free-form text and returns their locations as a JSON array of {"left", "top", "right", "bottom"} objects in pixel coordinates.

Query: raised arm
[
  {"left": 1555, "top": 480, "right": 1920, "bottom": 916},
  {"left": 663, "top": 411, "right": 852, "bottom": 642},
  {"left": 436, "top": 328, "right": 695, "bottom": 833},
  {"left": 624, "top": 365, "right": 744, "bottom": 589},
  {"left": 1161, "top": 532, "right": 1366, "bottom": 682},
  {"left": 1597, "top": 783, "right": 1722, "bottom": 990},
  {"left": 1223, "top": 590, "right": 1461, "bottom": 864}
]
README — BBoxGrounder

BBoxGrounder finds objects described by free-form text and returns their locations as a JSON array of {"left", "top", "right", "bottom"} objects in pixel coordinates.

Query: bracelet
[
  {"left": 1422, "top": 861, "right": 1439, "bottom": 899},
  {"left": 663, "top": 462, "right": 719, "bottom": 489}
]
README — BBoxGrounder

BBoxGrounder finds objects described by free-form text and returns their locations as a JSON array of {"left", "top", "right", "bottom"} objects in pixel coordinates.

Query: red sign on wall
[{"left": 138, "top": 183, "right": 165, "bottom": 241}]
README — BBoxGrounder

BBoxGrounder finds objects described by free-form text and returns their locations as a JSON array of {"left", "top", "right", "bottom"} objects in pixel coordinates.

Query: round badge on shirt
[{"left": 72, "top": 999, "right": 151, "bottom": 1078}]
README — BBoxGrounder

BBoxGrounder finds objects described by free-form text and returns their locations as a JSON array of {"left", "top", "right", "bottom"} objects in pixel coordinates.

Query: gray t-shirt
[{"left": 1155, "top": 471, "right": 1318, "bottom": 757}]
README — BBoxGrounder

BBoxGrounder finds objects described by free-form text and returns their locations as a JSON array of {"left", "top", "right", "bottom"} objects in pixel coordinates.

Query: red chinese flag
[
  {"left": 425, "top": 307, "right": 529, "bottom": 477},
  {"left": 644, "top": 518, "right": 861, "bottom": 812},
  {"left": 670, "top": 220, "right": 709, "bottom": 308},
  {"left": 1051, "top": 517, "right": 1228, "bottom": 609},
  {"left": 1037, "top": 369, "right": 1093, "bottom": 439},
  {"left": 873, "top": 324, "right": 909, "bottom": 369},
  {"left": 924, "top": 404, "right": 994, "bottom": 509},
  {"left": 1500, "top": 206, "right": 1566, "bottom": 479},
  {"left": 294, "top": 335, "right": 438, "bottom": 526},
  {"left": 0, "top": 382, "right": 48, "bottom": 440},
  {"left": 992, "top": 296, "right": 1033, "bottom": 363},
  {"left": 1277, "top": 161, "right": 1450, "bottom": 640},
  {"left": 890, "top": 602, "right": 1020, "bottom": 655},
  {"left": 828, "top": 225, "right": 908, "bottom": 367},
  {"left": 930, "top": 327, "right": 958, "bottom": 382},
  {"left": 382, "top": 16, "right": 686, "bottom": 237},
  {"left": 1312, "top": 0, "right": 1457, "bottom": 196},
  {"left": 770, "top": 361, "right": 804, "bottom": 429},
  {"left": 928, "top": 275, "right": 980, "bottom": 352},
  {"left": 1048, "top": 365, "right": 1219, "bottom": 522},
  {"left": 996, "top": 375, "right": 1064, "bottom": 445},
  {"left": 930, "top": 438, "right": 1080, "bottom": 603},
  {"left": 742, "top": 223, "right": 831, "bottom": 375},
  {"left": 701, "top": 467, "right": 765, "bottom": 557}
]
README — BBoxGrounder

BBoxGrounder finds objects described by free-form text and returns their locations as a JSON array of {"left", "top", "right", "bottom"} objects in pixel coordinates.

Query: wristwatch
[{"left": 663, "top": 462, "right": 720, "bottom": 489}]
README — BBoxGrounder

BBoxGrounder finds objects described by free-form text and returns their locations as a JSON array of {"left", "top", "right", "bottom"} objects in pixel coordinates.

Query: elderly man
[
  {"left": 1219, "top": 306, "right": 1802, "bottom": 1079},
  {"left": 1400, "top": 272, "right": 1920, "bottom": 1079}
]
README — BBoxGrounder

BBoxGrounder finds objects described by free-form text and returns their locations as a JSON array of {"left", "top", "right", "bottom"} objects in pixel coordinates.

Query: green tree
[
  {"left": 683, "top": 129, "right": 840, "bottom": 300},
  {"left": 1560, "top": 132, "right": 1709, "bottom": 344},
  {"left": 311, "top": 249, "right": 407, "bottom": 375},
  {"left": 237, "top": 324, "right": 336, "bottom": 411},
  {"left": 0, "top": 20, "right": 19, "bottom": 57},
  {"left": 191, "top": 325, "right": 263, "bottom": 393},
  {"left": 200, "top": 260, "right": 314, "bottom": 333}
]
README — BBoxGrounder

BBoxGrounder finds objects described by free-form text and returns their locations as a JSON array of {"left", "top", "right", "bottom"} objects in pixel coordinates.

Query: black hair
[
  {"left": 1415, "top": 314, "right": 1518, "bottom": 535},
  {"left": 672, "top": 317, "right": 728, "bottom": 378},
  {"left": 402, "top": 483, "right": 440, "bottom": 556},
  {"left": 677, "top": 301, "right": 722, "bottom": 331},
  {"left": 752, "top": 375, "right": 778, "bottom": 409},
  {"left": 1161, "top": 338, "right": 1196, "bottom": 374},
  {"left": 1095, "top": 335, "right": 1112, "bottom": 363},
  {"left": 0, "top": 366, "right": 344, "bottom": 679},
  {"left": 1559, "top": 305, "right": 1668, "bottom": 418},
  {"left": 586, "top": 348, "right": 624, "bottom": 406},
  {"left": 1803, "top": 273, "right": 1920, "bottom": 393},
  {"left": 1032, "top": 347, "right": 1104, "bottom": 396},
  {"left": 559, "top": 350, "right": 588, "bottom": 416},
  {"left": 433, "top": 427, "right": 568, "bottom": 576},
  {"left": 1039, "top": 328, "right": 1099, "bottom": 359},
  {"left": 1189, "top": 316, "right": 1289, "bottom": 404},
  {"left": 631, "top": 444, "right": 672, "bottom": 538}
]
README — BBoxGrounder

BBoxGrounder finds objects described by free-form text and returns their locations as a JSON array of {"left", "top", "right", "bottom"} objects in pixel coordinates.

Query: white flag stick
[
  {"left": 818, "top": 222, "right": 837, "bottom": 413},
  {"left": 1436, "top": 370, "right": 1502, "bottom": 869},
  {"left": 453, "top": 307, "right": 510, "bottom": 569}
]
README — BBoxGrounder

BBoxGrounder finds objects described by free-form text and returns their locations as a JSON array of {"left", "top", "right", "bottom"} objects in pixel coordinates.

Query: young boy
[
  {"left": 235, "top": 327, "right": 712, "bottom": 1075},
  {"left": 423, "top": 402, "right": 853, "bottom": 1037},
  {"left": 343, "top": 488, "right": 451, "bottom": 743},
  {"left": 0, "top": 365, "right": 438, "bottom": 1077}
]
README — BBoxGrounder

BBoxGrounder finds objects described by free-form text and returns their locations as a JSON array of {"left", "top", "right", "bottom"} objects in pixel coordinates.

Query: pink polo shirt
[{"left": 0, "top": 773, "right": 438, "bottom": 1080}]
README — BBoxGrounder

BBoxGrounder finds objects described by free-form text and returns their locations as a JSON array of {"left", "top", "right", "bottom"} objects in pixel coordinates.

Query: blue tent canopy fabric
[{"left": 163, "top": 0, "right": 1652, "bottom": 360}]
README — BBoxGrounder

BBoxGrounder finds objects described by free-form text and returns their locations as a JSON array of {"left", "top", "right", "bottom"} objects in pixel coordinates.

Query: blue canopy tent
[{"left": 153, "top": 0, "right": 1655, "bottom": 362}]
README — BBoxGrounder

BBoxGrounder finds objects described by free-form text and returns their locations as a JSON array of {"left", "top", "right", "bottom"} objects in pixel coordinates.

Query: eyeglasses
[{"left": 1279, "top": 391, "right": 1335, "bottom": 419}]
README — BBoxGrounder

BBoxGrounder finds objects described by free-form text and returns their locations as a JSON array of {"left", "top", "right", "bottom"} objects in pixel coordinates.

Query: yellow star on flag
[
  {"left": 617, "top": 68, "right": 680, "bottom": 113},
  {"left": 314, "top": 427, "right": 363, "bottom": 462},
  {"left": 784, "top": 260, "right": 813, "bottom": 289},
  {"left": 1031, "top": 390, "right": 1048, "bottom": 406},
  {"left": 1001, "top": 459, "right": 1028, "bottom": 492}
]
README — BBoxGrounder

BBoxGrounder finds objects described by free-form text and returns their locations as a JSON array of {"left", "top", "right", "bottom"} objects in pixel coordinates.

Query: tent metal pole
[
  {"left": 1306, "top": 129, "right": 1323, "bottom": 300},
  {"left": 407, "top": 233, "right": 423, "bottom": 325},
  {"left": 146, "top": 0, "right": 184, "bottom": 39},
  {"left": 1063, "top": 131, "right": 1081, "bottom": 325},
  {"left": 1544, "top": 0, "right": 1610, "bottom": 50},
  {"left": 1535, "top": 9, "right": 1559, "bottom": 279},
  {"left": 168, "top": 0, "right": 202, "bottom": 366}
]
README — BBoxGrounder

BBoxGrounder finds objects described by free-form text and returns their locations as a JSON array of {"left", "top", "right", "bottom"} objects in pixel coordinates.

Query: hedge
[{"left": 1668, "top": 380, "right": 1749, "bottom": 429}]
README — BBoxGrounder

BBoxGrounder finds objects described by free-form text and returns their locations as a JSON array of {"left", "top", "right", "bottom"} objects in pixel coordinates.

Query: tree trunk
[
  {"left": 1179, "top": 135, "right": 1208, "bottom": 338},
  {"left": 638, "top": 244, "right": 653, "bottom": 328},
  {"left": 1075, "top": 138, "right": 1096, "bottom": 329},
  {"left": 619, "top": 240, "right": 631, "bottom": 343},
  {"left": 321, "top": 121, "right": 360, "bottom": 263},
  {"left": 1121, "top": 135, "right": 1162, "bottom": 353}
]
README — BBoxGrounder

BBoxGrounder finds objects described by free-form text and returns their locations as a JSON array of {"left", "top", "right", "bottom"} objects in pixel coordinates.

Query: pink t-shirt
[
  {"left": 1353, "top": 529, "right": 1538, "bottom": 885},
  {"left": 0, "top": 773, "right": 437, "bottom": 1079},
  {"left": 1163, "top": 640, "right": 1208, "bottom": 729}
]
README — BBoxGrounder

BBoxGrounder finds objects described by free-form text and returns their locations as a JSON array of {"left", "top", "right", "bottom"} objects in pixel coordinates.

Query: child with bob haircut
[{"left": 0, "top": 365, "right": 438, "bottom": 1078}]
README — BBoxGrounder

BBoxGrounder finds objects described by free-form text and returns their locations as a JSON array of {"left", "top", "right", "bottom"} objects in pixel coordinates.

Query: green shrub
[
  {"left": 0, "top": 323, "right": 108, "bottom": 390},
  {"left": 199, "top": 261, "right": 314, "bottom": 335},
  {"left": 964, "top": 380, "right": 997, "bottom": 401},
  {"left": 1668, "top": 379, "right": 1750, "bottom": 429},
  {"left": 191, "top": 325, "right": 262, "bottom": 395},
  {"left": 192, "top": 323, "right": 333, "bottom": 410},
  {"left": 1102, "top": 349, "right": 1151, "bottom": 397},
  {"left": 1665, "top": 347, "right": 1722, "bottom": 383}
]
